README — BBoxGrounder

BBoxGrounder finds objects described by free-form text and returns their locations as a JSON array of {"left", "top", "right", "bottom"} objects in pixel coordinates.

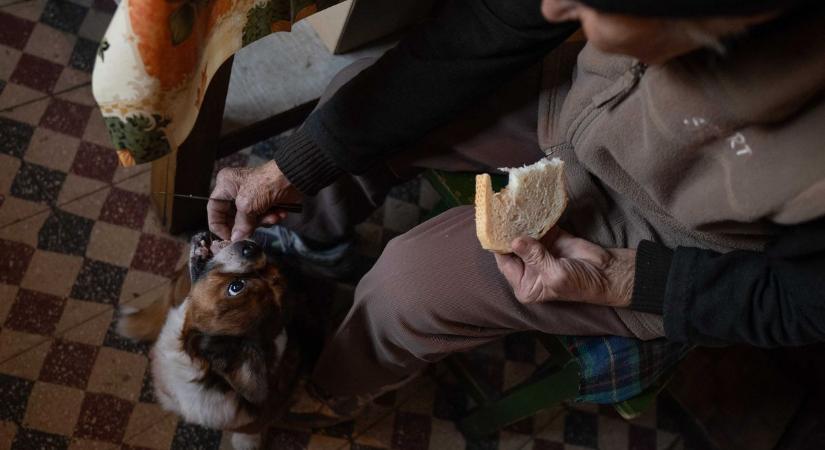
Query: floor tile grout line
[
  {"left": 0, "top": 82, "right": 93, "bottom": 114},
  {"left": 0, "top": 276, "right": 172, "bottom": 367},
  {"left": 120, "top": 409, "right": 179, "bottom": 444},
  {"left": 0, "top": 167, "right": 151, "bottom": 231}
]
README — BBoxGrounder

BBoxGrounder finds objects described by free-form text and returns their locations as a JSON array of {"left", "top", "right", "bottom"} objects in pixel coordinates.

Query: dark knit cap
[{"left": 577, "top": 0, "right": 795, "bottom": 17}]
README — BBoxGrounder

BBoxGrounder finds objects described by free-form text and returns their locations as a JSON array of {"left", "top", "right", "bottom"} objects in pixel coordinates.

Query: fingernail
[{"left": 231, "top": 231, "right": 242, "bottom": 242}]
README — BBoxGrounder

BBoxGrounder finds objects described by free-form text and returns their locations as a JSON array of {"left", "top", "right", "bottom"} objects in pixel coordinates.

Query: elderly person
[{"left": 208, "top": 0, "right": 825, "bottom": 422}]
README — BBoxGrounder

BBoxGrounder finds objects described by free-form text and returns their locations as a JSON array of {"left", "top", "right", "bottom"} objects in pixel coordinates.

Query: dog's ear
[{"left": 183, "top": 330, "right": 269, "bottom": 404}]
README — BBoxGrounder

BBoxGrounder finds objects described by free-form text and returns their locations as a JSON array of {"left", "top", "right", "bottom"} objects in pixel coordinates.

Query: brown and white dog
[{"left": 117, "top": 232, "right": 296, "bottom": 450}]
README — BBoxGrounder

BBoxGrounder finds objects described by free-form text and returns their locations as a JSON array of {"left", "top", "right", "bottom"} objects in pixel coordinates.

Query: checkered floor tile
[{"left": 0, "top": 1, "right": 695, "bottom": 448}]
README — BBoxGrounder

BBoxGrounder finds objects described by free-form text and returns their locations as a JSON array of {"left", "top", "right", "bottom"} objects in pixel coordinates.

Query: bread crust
[
  {"left": 475, "top": 173, "right": 513, "bottom": 253},
  {"left": 474, "top": 159, "right": 567, "bottom": 253}
]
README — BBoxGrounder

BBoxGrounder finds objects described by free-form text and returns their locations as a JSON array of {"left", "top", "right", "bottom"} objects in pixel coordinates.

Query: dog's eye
[{"left": 227, "top": 279, "right": 246, "bottom": 297}]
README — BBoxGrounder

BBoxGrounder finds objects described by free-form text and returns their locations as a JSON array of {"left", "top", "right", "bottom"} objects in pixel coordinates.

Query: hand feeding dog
[{"left": 117, "top": 232, "right": 293, "bottom": 450}]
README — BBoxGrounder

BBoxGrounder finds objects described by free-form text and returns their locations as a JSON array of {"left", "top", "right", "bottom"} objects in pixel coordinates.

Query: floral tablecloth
[{"left": 91, "top": 0, "right": 342, "bottom": 167}]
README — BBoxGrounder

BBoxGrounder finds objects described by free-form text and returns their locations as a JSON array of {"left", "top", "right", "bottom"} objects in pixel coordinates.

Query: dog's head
[{"left": 152, "top": 231, "right": 287, "bottom": 430}]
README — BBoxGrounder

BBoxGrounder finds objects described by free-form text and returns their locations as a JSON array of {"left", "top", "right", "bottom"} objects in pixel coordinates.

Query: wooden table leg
[{"left": 150, "top": 56, "right": 234, "bottom": 235}]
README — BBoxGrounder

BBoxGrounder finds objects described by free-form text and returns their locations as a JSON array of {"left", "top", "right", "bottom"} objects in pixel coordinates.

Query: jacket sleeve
[
  {"left": 273, "top": 0, "right": 578, "bottom": 194},
  {"left": 629, "top": 219, "right": 825, "bottom": 347}
]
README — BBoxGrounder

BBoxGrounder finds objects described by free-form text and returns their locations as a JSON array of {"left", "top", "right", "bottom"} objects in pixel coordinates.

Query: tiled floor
[{"left": 0, "top": 1, "right": 715, "bottom": 449}]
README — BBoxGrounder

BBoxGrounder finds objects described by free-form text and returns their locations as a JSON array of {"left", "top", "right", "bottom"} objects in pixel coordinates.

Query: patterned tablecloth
[{"left": 91, "top": 0, "right": 341, "bottom": 167}]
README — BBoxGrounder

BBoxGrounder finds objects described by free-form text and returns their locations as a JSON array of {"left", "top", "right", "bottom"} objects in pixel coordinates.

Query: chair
[
  {"left": 423, "top": 169, "right": 679, "bottom": 439},
  {"left": 150, "top": 20, "right": 393, "bottom": 233}
]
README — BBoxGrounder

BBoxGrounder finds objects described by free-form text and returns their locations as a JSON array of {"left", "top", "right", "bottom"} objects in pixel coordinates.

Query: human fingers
[
  {"left": 208, "top": 168, "right": 243, "bottom": 240},
  {"left": 511, "top": 237, "right": 550, "bottom": 267},
  {"left": 494, "top": 252, "right": 525, "bottom": 288}
]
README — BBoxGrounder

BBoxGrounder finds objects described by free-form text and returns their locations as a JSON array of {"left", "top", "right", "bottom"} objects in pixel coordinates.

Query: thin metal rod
[{"left": 152, "top": 192, "right": 303, "bottom": 213}]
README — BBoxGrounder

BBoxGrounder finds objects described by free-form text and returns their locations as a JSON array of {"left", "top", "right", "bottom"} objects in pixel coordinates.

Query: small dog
[{"left": 118, "top": 232, "right": 296, "bottom": 449}]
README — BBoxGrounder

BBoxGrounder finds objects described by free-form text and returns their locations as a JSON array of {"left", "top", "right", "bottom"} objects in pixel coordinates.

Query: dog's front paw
[{"left": 230, "top": 432, "right": 262, "bottom": 450}]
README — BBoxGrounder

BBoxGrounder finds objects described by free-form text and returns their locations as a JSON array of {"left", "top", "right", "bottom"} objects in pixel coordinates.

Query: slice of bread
[{"left": 475, "top": 157, "right": 567, "bottom": 253}]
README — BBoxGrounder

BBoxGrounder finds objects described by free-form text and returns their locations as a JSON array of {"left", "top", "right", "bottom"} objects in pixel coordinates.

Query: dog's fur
[{"left": 117, "top": 232, "right": 292, "bottom": 450}]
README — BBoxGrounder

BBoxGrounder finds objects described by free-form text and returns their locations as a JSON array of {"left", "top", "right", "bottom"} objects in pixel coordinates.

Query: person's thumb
[{"left": 511, "top": 237, "right": 548, "bottom": 267}]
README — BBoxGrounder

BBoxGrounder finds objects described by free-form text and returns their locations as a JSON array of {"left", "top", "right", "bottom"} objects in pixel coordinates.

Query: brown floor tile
[
  {"left": 0, "top": 329, "right": 51, "bottom": 380},
  {"left": 86, "top": 347, "right": 147, "bottom": 402},
  {"left": 0, "top": 284, "right": 18, "bottom": 324},
  {"left": 55, "top": 298, "right": 112, "bottom": 345},
  {"left": 140, "top": 206, "right": 167, "bottom": 236},
  {"left": 0, "top": 239, "right": 35, "bottom": 285},
  {"left": 354, "top": 412, "right": 395, "bottom": 448},
  {"left": 22, "top": 381, "right": 84, "bottom": 436},
  {"left": 112, "top": 167, "right": 150, "bottom": 194},
  {"left": 81, "top": 108, "right": 114, "bottom": 149},
  {"left": 0, "top": 86, "right": 48, "bottom": 126},
  {"left": 0, "top": 195, "right": 46, "bottom": 228},
  {"left": 57, "top": 181, "right": 109, "bottom": 220},
  {"left": 19, "top": 250, "right": 84, "bottom": 298},
  {"left": 0, "top": 80, "right": 41, "bottom": 110},
  {"left": 39, "top": 97, "right": 92, "bottom": 138},
  {"left": 308, "top": 434, "right": 349, "bottom": 450},
  {"left": 4, "top": 288, "right": 66, "bottom": 335},
  {"left": 1, "top": 0, "right": 47, "bottom": 22},
  {"left": 0, "top": 421, "right": 16, "bottom": 450},
  {"left": 56, "top": 82, "right": 96, "bottom": 108},
  {"left": 38, "top": 338, "right": 97, "bottom": 388},
  {"left": 0, "top": 154, "right": 22, "bottom": 194},
  {"left": 0, "top": 209, "right": 49, "bottom": 247},
  {"left": 22, "top": 23, "right": 76, "bottom": 65},
  {"left": 67, "top": 439, "right": 120, "bottom": 450},
  {"left": 0, "top": 45, "right": 23, "bottom": 81},
  {"left": 123, "top": 402, "right": 178, "bottom": 450},
  {"left": 98, "top": 187, "right": 150, "bottom": 230},
  {"left": 54, "top": 67, "right": 91, "bottom": 94},
  {"left": 130, "top": 234, "right": 183, "bottom": 278},
  {"left": 85, "top": 221, "right": 141, "bottom": 268},
  {"left": 23, "top": 127, "right": 81, "bottom": 172},
  {"left": 427, "top": 418, "right": 465, "bottom": 450},
  {"left": 118, "top": 270, "right": 170, "bottom": 306},
  {"left": 70, "top": 141, "right": 118, "bottom": 183},
  {"left": 74, "top": 392, "right": 134, "bottom": 443}
]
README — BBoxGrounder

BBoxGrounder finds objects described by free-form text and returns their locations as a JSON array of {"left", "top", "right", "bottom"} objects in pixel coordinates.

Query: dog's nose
[{"left": 241, "top": 241, "right": 261, "bottom": 259}]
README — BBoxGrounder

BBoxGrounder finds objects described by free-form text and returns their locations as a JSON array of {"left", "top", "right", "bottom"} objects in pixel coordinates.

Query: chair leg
[
  {"left": 458, "top": 361, "right": 580, "bottom": 439},
  {"left": 150, "top": 56, "right": 234, "bottom": 234}
]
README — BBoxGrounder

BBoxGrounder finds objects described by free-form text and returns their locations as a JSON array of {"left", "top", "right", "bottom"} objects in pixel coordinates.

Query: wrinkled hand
[
  {"left": 494, "top": 229, "right": 635, "bottom": 307},
  {"left": 208, "top": 161, "right": 302, "bottom": 241}
]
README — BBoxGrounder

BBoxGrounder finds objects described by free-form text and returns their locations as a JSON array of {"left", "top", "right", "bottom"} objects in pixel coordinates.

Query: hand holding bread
[{"left": 476, "top": 158, "right": 635, "bottom": 307}]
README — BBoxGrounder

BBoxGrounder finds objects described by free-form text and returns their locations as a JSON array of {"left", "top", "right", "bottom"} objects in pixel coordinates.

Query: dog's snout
[{"left": 241, "top": 241, "right": 261, "bottom": 259}]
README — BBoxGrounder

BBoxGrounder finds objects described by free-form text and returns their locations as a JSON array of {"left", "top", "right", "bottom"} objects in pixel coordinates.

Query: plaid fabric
[{"left": 563, "top": 336, "right": 693, "bottom": 404}]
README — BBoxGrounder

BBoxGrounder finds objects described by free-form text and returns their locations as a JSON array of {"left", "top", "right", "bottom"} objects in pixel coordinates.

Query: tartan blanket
[{"left": 561, "top": 336, "right": 693, "bottom": 404}]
